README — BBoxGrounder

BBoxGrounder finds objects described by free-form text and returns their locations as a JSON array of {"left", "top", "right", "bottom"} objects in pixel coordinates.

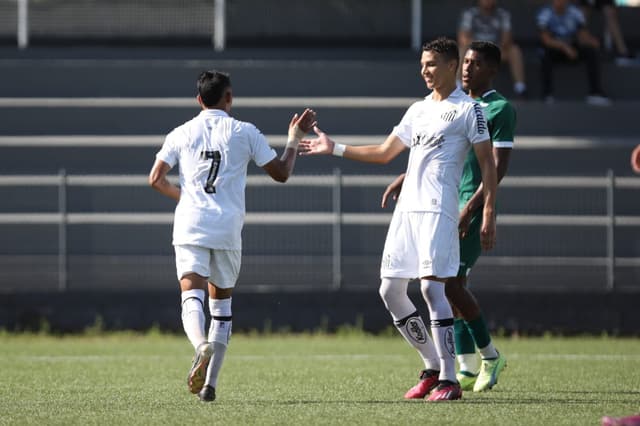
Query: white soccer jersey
[
  {"left": 392, "top": 88, "right": 489, "bottom": 221},
  {"left": 156, "top": 109, "right": 276, "bottom": 250}
]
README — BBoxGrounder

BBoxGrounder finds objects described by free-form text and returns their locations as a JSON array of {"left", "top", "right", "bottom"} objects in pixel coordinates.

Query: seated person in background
[
  {"left": 578, "top": 0, "right": 635, "bottom": 65},
  {"left": 458, "top": 0, "right": 528, "bottom": 98},
  {"left": 537, "top": 0, "right": 611, "bottom": 106}
]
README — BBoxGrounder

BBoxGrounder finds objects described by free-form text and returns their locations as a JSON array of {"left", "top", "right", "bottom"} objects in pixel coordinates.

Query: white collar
[{"left": 200, "top": 109, "right": 229, "bottom": 117}]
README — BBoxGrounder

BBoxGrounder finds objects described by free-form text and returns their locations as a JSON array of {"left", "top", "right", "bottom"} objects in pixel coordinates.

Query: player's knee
[
  {"left": 444, "top": 276, "right": 466, "bottom": 299},
  {"left": 379, "top": 278, "right": 403, "bottom": 303},
  {"left": 379, "top": 277, "right": 412, "bottom": 315}
]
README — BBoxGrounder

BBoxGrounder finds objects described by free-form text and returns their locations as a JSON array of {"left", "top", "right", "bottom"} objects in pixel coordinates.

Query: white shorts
[
  {"left": 174, "top": 244, "right": 241, "bottom": 289},
  {"left": 380, "top": 211, "right": 459, "bottom": 280}
]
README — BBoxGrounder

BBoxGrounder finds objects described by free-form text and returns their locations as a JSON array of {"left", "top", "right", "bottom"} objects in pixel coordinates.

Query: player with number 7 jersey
[{"left": 149, "top": 70, "right": 316, "bottom": 402}]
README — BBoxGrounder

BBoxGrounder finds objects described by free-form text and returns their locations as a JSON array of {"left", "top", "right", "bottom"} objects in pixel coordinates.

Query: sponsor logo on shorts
[
  {"left": 406, "top": 318, "right": 427, "bottom": 344},
  {"left": 382, "top": 253, "right": 393, "bottom": 270},
  {"left": 422, "top": 259, "right": 432, "bottom": 270}
]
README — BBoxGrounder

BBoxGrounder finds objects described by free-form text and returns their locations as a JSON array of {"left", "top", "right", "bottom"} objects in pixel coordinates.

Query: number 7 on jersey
[{"left": 203, "top": 150, "right": 222, "bottom": 194}]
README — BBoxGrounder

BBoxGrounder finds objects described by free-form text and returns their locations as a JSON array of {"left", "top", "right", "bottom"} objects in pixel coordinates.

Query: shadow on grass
[{"left": 220, "top": 391, "right": 640, "bottom": 406}]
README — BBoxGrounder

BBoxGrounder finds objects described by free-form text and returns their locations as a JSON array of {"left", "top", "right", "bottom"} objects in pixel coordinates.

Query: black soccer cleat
[{"left": 198, "top": 385, "right": 216, "bottom": 402}]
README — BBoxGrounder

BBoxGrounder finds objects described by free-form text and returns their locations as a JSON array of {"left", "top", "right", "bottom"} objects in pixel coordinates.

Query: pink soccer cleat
[
  {"left": 602, "top": 414, "right": 640, "bottom": 426},
  {"left": 404, "top": 369, "right": 439, "bottom": 399},
  {"left": 426, "top": 380, "right": 463, "bottom": 402}
]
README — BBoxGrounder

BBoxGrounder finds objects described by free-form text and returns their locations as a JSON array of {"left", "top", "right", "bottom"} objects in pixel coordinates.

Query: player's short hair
[
  {"left": 197, "top": 70, "right": 231, "bottom": 107},
  {"left": 422, "top": 37, "right": 459, "bottom": 66},
  {"left": 468, "top": 41, "right": 502, "bottom": 67}
]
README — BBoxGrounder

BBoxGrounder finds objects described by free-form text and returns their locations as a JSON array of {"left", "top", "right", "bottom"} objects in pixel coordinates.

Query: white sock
[
  {"left": 457, "top": 353, "right": 480, "bottom": 375},
  {"left": 180, "top": 289, "right": 206, "bottom": 350},
  {"left": 205, "top": 297, "right": 232, "bottom": 388},
  {"left": 421, "top": 280, "right": 456, "bottom": 382},
  {"left": 478, "top": 342, "right": 499, "bottom": 360},
  {"left": 380, "top": 278, "right": 439, "bottom": 371},
  {"left": 394, "top": 313, "right": 440, "bottom": 371}
]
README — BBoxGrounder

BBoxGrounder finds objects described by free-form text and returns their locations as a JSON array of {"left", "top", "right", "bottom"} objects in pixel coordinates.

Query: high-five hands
[
  {"left": 297, "top": 126, "right": 335, "bottom": 156},
  {"left": 287, "top": 108, "right": 317, "bottom": 150}
]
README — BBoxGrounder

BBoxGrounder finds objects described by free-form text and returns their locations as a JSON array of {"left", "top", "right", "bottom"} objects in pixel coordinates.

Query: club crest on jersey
[
  {"left": 412, "top": 133, "right": 444, "bottom": 149},
  {"left": 406, "top": 318, "right": 427, "bottom": 344},
  {"left": 440, "top": 109, "right": 457, "bottom": 122}
]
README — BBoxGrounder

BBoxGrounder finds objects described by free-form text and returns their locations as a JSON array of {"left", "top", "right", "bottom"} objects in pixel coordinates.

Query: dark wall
[{"left": 2, "top": 289, "right": 639, "bottom": 335}]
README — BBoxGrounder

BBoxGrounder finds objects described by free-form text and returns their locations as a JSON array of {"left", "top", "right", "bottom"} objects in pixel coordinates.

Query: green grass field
[{"left": 1, "top": 333, "right": 639, "bottom": 425}]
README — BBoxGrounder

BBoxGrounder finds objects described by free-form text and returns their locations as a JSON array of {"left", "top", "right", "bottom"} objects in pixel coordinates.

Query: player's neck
[
  {"left": 468, "top": 85, "right": 493, "bottom": 99},
  {"left": 431, "top": 81, "right": 457, "bottom": 101},
  {"left": 480, "top": 6, "right": 495, "bottom": 16}
]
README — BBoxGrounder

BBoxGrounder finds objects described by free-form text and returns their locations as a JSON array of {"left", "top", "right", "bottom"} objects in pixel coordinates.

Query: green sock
[
  {"left": 454, "top": 318, "right": 476, "bottom": 355},
  {"left": 465, "top": 315, "right": 492, "bottom": 350}
]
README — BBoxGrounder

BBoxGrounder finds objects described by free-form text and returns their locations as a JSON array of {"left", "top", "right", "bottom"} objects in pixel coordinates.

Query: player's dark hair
[
  {"left": 197, "top": 70, "right": 231, "bottom": 107},
  {"left": 468, "top": 41, "right": 502, "bottom": 67},
  {"left": 422, "top": 37, "right": 459, "bottom": 66}
]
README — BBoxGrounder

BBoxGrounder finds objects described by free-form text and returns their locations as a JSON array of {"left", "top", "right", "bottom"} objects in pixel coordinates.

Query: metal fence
[
  {"left": 2, "top": 0, "right": 423, "bottom": 50},
  {"left": 0, "top": 171, "right": 638, "bottom": 293}
]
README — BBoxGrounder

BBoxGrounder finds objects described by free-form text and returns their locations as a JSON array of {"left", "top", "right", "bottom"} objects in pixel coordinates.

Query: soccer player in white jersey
[
  {"left": 298, "top": 38, "right": 497, "bottom": 401},
  {"left": 149, "top": 70, "right": 316, "bottom": 402}
]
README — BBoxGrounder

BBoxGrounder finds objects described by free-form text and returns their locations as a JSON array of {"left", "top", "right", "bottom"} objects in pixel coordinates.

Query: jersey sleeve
[
  {"left": 391, "top": 102, "right": 419, "bottom": 147},
  {"left": 571, "top": 6, "right": 586, "bottom": 29},
  {"left": 500, "top": 9, "right": 512, "bottom": 33},
  {"left": 491, "top": 102, "right": 517, "bottom": 149},
  {"left": 459, "top": 8, "right": 473, "bottom": 32},
  {"left": 155, "top": 130, "right": 180, "bottom": 167},
  {"left": 466, "top": 102, "right": 490, "bottom": 144},
  {"left": 536, "top": 7, "right": 551, "bottom": 31},
  {"left": 248, "top": 125, "right": 277, "bottom": 167}
]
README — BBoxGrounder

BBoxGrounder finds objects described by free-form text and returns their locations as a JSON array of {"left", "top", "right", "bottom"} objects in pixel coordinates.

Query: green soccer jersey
[{"left": 458, "top": 89, "right": 516, "bottom": 203}]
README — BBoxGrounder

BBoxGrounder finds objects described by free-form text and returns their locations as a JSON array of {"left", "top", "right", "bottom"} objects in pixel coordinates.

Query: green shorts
[{"left": 456, "top": 205, "right": 483, "bottom": 278}]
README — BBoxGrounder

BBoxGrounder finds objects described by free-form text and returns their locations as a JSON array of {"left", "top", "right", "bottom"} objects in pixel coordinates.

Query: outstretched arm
[
  {"left": 298, "top": 126, "right": 406, "bottom": 164},
  {"left": 263, "top": 108, "right": 317, "bottom": 183}
]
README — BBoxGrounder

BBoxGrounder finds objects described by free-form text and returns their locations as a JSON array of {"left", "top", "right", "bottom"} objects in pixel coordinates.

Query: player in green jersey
[{"left": 382, "top": 40, "right": 515, "bottom": 393}]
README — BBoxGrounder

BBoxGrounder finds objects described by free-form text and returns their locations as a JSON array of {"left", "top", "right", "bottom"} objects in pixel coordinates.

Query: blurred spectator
[
  {"left": 458, "top": 0, "right": 528, "bottom": 98},
  {"left": 631, "top": 144, "right": 640, "bottom": 174},
  {"left": 578, "top": 0, "right": 635, "bottom": 65},
  {"left": 537, "top": 0, "right": 611, "bottom": 105}
]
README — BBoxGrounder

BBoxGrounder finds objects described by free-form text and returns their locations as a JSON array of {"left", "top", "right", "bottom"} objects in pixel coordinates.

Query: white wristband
[
  {"left": 285, "top": 138, "right": 299, "bottom": 150},
  {"left": 332, "top": 143, "right": 346, "bottom": 157}
]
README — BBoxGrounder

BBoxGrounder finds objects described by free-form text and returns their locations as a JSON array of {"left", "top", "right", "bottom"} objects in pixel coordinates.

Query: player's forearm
[
  {"left": 276, "top": 147, "right": 298, "bottom": 182},
  {"left": 151, "top": 177, "right": 181, "bottom": 201},
  {"left": 480, "top": 164, "right": 497, "bottom": 216},
  {"left": 342, "top": 144, "right": 394, "bottom": 164}
]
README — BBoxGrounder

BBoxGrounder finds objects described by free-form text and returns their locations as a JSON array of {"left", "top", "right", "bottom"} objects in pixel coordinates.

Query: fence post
[
  {"left": 606, "top": 169, "right": 615, "bottom": 291},
  {"left": 411, "top": 0, "right": 422, "bottom": 51},
  {"left": 58, "top": 169, "right": 68, "bottom": 291},
  {"left": 17, "top": 0, "right": 28, "bottom": 49},
  {"left": 332, "top": 168, "right": 342, "bottom": 291},
  {"left": 213, "top": 0, "right": 226, "bottom": 51}
]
